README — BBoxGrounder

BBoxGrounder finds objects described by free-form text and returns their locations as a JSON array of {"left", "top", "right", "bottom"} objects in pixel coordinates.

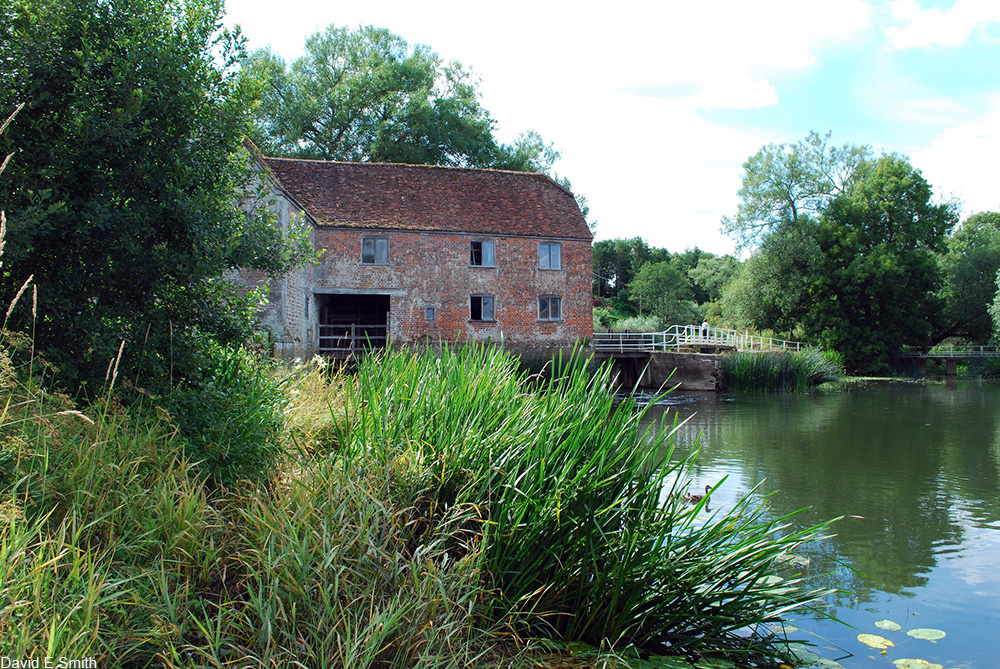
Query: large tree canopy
[
  {"left": 246, "top": 25, "right": 551, "bottom": 170},
  {"left": 802, "top": 155, "right": 955, "bottom": 372},
  {"left": 721, "top": 217, "right": 822, "bottom": 336},
  {"left": 722, "top": 131, "right": 871, "bottom": 250},
  {"left": 939, "top": 211, "right": 1000, "bottom": 342},
  {"left": 627, "top": 261, "right": 698, "bottom": 325},
  {"left": 0, "top": 0, "right": 313, "bottom": 393},
  {"left": 723, "top": 146, "right": 957, "bottom": 373}
]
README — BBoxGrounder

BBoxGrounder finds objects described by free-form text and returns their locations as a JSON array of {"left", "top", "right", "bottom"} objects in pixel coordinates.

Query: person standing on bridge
[{"left": 701, "top": 320, "right": 709, "bottom": 340}]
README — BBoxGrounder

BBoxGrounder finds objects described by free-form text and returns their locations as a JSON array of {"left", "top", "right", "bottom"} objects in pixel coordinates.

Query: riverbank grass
[
  {"left": 723, "top": 348, "right": 845, "bottom": 392},
  {"left": 1, "top": 341, "right": 836, "bottom": 666}
]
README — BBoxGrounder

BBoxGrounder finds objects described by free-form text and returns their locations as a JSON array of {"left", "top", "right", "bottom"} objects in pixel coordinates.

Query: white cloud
[
  {"left": 881, "top": 95, "right": 965, "bottom": 124},
  {"left": 910, "top": 96, "right": 1000, "bottom": 217},
  {"left": 886, "top": 0, "right": 1000, "bottom": 49}
]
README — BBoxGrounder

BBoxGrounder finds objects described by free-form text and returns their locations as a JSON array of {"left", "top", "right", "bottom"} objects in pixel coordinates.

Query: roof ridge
[
  {"left": 261, "top": 155, "right": 551, "bottom": 179},
  {"left": 261, "top": 155, "right": 592, "bottom": 241}
]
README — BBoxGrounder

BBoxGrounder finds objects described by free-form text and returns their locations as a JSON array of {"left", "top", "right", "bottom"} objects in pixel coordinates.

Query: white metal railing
[
  {"left": 592, "top": 325, "right": 809, "bottom": 353},
  {"left": 900, "top": 346, "right": 1000, "bottom": 358}
]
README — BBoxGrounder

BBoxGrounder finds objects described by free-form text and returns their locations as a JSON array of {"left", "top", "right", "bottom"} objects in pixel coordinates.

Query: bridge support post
[{"left": 946, "top": 358, "right": 958, "bottom": 378}]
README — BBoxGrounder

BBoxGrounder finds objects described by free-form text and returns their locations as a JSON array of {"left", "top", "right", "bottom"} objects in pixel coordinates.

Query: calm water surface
[{"left": 645, "top": 382, "right": 1000, "bottom": 669}]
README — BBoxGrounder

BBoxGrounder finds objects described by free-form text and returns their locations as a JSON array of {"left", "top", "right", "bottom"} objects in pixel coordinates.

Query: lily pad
[
  {"left": 786, "top": 643, "right": 821, "bottom": 663},
  {"left": 893, "top": 660, "right": 944, "bottom": 669},
  {"left": 907, "top": 628, "right": 946, "bottom": 642},
  {"left": 875, "top": 619, "right": 903, "bottom": 632},
  {"left": 806, "top": 659, "right": 845, "bottom": 669},
  {"left": 858, "top": 633, "right": 895, "bottom": 650}
]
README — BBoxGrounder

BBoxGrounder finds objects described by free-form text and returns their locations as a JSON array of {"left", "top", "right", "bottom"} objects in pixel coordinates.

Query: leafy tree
[
  {"left": 0, "top": 0, "right": 313, "bottom": 393},
  {"left": 688, "top": 254, "right": 740, "bottom": 304},
  {"left": 493, "top": 129, "right": 561, "bottom": 173},
  {"left": 721, "top": 217, "right": 821, "bottom": 336},
  {"left": 248, "top": 25, "right": 522, "bottom": 169},
  {"left": 592, "top": 237, "right": 669, "bottom": 302},
  {"left": 627, "top": 261, "right": 699, "bottom": 325},
  {"left": 722, "top": 131, "right": 871, "bottom": 249},
  {"left": 801, "top": 155, "right": 956, "bottom": 373},
  {"left": 939, "top": 211, "right": 1000, "bottom": 342},
  {"left": 722, "top": 152, "right": 956, "bottom": 373}
]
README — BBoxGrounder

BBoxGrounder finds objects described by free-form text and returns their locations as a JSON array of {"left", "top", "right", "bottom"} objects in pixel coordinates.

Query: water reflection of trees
[{"left": 644, "top": 384, "right": 1000, "bottom": 605}]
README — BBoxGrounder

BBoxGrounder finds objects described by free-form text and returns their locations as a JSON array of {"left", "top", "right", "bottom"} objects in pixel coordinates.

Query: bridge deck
[
  {"left": 593, "top": 325, "right": 807, "bottom": 354},
  {"left": 901, "top": 346, "right": 1000, "bottom": 359}
]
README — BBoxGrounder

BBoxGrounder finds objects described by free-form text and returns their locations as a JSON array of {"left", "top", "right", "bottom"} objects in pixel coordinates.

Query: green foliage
[
  {"left": 1, "top": 339, "right": 836, "bottom": 665},
  {"left": 940, "top": 211, "right": 1000, "bottom": 342},
  {"left": 965, "top": 356, "right": 1000, "bottom": 380},
  {"left": 721, "top": 217, "right": 821, "bottom": 336},
  {"left": 593, "top": 305, "right": 619, "bottom": 330},
  {"left": 164, "top": 345, "right": 286, "bottom": 486},
  {"left": 722, "top": 130, "right": 872, "bottom": 250},
  {"left": 723, "top": 349, "right": 844, "bottom": 392},
  {"left": 246, "top": 24, "right": 551, "bottom": 173},
  {"left": 337, "top": 345, "right": 835, "bottom": 657},
  {"left": 245, "top": 25, "right": 499, "bottom": 166},
  {"left": 801, "top": 155, "right": 956, "bottom": 373},
  {"left": 0, "top": 0, "right": 314, "bottom": 394},
  {"left": 688, "top": 254, "right": 740, "bottom": 303},
  {"left": 723, "top": 139, "right": 958, "bottom": 373},
  {"left": 593, "top": 237, "right": 671, "bottom": 301},
  {"left": 628, "top": 261, "right": 700, "bottom": 324},
  {"left": 613, "top": 313, "right": 664, "bottom": 332},
  {"left": 593, "top": 238, "right": 737, "bottom": 327}
]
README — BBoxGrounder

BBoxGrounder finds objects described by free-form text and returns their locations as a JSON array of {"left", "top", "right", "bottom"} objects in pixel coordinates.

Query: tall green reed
[
  {"left": 334, "top": 344, "right": 836, "bottom": 659},
  {"left": 723, "top": 348, "right": 844, "bottom": 392}
]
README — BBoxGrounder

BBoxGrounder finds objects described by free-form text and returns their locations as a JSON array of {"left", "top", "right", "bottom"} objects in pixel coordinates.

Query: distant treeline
[{"left": 592, "top": 238, "right": 738, "bottom": 332}]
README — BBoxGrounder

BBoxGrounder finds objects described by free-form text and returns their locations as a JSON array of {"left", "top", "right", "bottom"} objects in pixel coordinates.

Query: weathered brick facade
[{"left": 241, "top": 153, "right": 593, "bottom": 358}]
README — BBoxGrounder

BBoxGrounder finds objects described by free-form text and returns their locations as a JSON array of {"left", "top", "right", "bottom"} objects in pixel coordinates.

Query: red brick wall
[{"left": 312, "top": 228, "right": 592, "bottom": 347}]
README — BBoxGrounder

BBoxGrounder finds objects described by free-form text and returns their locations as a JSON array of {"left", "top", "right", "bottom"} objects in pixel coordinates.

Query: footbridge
[
  {"left": 592, "top": 325, "right": 811, "bottom": 391},
  {"left": 592, "top": 325, "right": 810, "bottom": 354},
  {"left": 901, "top": 346, "right": 1000, "bottom": 377}
]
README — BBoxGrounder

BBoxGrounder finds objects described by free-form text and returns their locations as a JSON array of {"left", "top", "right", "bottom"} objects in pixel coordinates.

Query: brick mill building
[{"left": 244, "top": 153, "right": 593, "bottom": 358}]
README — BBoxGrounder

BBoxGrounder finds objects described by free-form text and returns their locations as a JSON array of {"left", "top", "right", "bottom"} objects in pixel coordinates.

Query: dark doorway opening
[{"left": 317, "top": 293, "right": 389, "bottom": 355}]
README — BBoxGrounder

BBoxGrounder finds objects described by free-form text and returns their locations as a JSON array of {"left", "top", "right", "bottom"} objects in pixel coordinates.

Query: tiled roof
[{"left": 262, "top": 157, "right": 592, "bottom": 240}]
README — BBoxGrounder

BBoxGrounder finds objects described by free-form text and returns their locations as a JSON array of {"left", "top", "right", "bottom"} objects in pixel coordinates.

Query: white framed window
[
  {"left": 539, "top": 295, "right": 562, "bottom": 321},
  {"left": 539, "top": 242, "right": 562, "bottom": 270},
  {"left": 470, "top": 240, "right": 495, "bottom": 267},
  {"left": 470, "top": 294, "right": 495, "bottom": 321},
  {"left": 361, "top": 236, "right": 389, "bottom": 264}
]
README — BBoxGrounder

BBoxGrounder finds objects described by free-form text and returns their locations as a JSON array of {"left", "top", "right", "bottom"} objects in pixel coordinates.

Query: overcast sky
[{"left": 224, "top": 0, "right": 1000, "bottom": 256}]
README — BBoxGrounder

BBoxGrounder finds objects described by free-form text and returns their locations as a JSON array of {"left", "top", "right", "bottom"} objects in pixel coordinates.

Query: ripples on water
[{"left": 640, "top": 382, "right": 1000, "bottom": 668}]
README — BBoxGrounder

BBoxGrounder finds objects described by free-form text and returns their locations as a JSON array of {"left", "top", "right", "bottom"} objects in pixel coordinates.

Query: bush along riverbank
[
  {"left": 722, "top": 348, "right": 845, "bottom": 392},
  {"left": 0, "top": 340, "right": 836, "bottom": 667}
]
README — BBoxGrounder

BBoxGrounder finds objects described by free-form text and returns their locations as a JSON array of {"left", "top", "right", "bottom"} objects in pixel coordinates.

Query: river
[{"left": 646, "top": 381, "right": 1000, "bottom": 669}]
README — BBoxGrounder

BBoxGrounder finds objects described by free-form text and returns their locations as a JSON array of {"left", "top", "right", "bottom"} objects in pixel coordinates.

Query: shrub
[
  {"left": 966, "top": 356, "right": 1000, "bottom": 379},
  {"left": 612, "top": 313, "right": 663, "bottom": 332},
  {"left": 593, "top": 306, "right": 619, "bottom": 330},
  {"left": 724, "top": 348, "right": 844, "bottom": 392},
  {"left": 164, "top": 344, "right": 285, "bottom": 486}
]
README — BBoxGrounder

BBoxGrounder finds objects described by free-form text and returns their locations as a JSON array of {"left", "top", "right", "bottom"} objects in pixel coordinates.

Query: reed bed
[
  {"left": 332, "top": 344, "right": 836, "bottom": 659},
  {"left": 723, "top": 348, "right": 844, "bottom": 392},
  {"left": 0, "top": 340, "right": 836, "bottom": 667}
]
